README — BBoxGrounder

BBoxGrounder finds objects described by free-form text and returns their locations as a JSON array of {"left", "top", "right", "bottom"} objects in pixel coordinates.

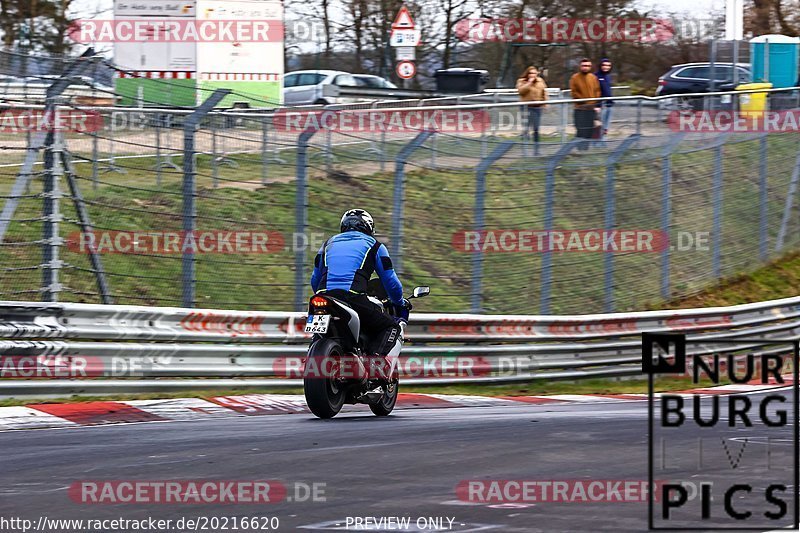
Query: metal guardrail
[{"left": 0, "top": 297, "right": 798, "bottom": 397}]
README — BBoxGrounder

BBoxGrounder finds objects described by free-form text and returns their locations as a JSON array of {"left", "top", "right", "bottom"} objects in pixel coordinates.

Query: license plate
[{"left": 305, "top": 314, "right": 330, "bottom": 334}]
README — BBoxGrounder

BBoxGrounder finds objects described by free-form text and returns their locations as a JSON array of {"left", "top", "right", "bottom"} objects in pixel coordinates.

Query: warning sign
[{"left": 392, "top": 6, "right": 415, "bottom": 30}]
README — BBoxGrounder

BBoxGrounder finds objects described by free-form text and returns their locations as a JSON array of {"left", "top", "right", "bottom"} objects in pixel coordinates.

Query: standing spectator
[
  {"left": 516, "top": 66, "right": 548, "bottom": 143},
  {"left": 569, "top": 58, "right": 601, "bottom": 145},
  {"left": 595, "top": 58, "right": 614, "bottom": 138}
]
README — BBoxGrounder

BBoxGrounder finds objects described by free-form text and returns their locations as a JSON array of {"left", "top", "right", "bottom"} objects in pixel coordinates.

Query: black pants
[
  {"left": 324, "top": 289, "right": 398, "bottom": 355},
  {"left": 574, "top": 108, "right": 596, "bottom": 139}
]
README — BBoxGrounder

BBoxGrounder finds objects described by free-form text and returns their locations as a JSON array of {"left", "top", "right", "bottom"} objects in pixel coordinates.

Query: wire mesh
[{"left": 2, "top": 50, "right": 800, "bottom": 314}]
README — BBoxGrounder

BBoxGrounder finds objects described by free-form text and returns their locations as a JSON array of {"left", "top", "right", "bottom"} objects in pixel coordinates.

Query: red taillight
[
  {"left": 310, "top": 296, "right": 328, "bottom": 308},
  {"left": 658, "top": 79, "right": 666, "bottom": 86}
]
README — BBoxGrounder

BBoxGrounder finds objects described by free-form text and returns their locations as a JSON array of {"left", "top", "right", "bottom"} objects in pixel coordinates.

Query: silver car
[{"left": 282, "top": 70, "right": 361, "bottom": 106}]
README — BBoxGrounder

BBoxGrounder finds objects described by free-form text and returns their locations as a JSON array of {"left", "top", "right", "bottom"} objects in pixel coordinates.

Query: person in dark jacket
[
  {"left": 310, "top": 208, "right": 408, "bottom": 361},
  {"left": 595, "top": 58, "right": 614, "bottom": 138}
]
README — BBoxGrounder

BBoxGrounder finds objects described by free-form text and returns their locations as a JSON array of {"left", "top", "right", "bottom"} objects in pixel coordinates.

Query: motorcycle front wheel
[{"left": 304, "top": 338, "right": 347, "bottom": 419}]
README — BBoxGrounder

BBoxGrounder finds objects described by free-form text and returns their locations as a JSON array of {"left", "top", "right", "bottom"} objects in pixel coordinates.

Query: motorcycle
[{"left": 302, "top": 281, "right": 430, "bottom": 419}]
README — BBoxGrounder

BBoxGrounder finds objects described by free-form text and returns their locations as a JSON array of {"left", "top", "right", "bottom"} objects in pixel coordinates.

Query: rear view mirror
[{"left": 412, "top": 286, "right": 430, "bottom": 298}]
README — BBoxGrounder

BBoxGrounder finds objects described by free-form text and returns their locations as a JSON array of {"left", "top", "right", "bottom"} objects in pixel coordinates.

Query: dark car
[
  {"left": 656, "top": 62, "right": 751, "bottom": 110},
  {"left": 656, "top": 62, "right": 751, "bottom": 96}
]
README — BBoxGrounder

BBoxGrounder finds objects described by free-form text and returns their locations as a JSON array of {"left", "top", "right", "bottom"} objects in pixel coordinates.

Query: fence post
[
  {"left": 391, "top": 131, "right": 434, "bottom": 276},
  {"left": 541, "top": 140, "right": 582, "bottom": 314},
  {"left": 472, "top": 141, "right": 515, "bottom": 313},
  {"left": 759, "top": 133, "right": 768, "bottom": 260},
  {"left": 92, "top": 126, "right": 99, "bottom": 190},
  {"left": 41, "top": 115, "right": 64, "bottom": 302},
  {"left": 775, "top": 146, "right": 800, "bottom": 252},
  {"left": 711, "top": 134, "right": 730, "bottom": 279},
  {"left": 603, "top": 134, "right": 640, "bottom": 312},
  {"left": 480, "top": 106, "right": 488, "bottom": 158},
  {"left": 211, "top": 113, "right": 219, "bottom": 188},
  {"left": 101, "top": 117, "right": 125, "bottom": 175},
  {"left": 635, "top": 100, "right": 642, "bottom": 136},
  {"left": 294, "top": 126, "right": 319, "bottom": 311},
  {"left": 660, "top": 133, "right": 685, "bottom": 300},
  {"left": 182, "top": 89, "right": 230, "bottom": 308},
  {"left": 261, "top": 117, "right": 269, "bottom": 185}
]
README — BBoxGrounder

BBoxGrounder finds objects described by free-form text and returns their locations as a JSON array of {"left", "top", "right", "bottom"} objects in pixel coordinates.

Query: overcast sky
[
  {"left": 68, "top": 0, "right": 726, "bottom": 57},
  {"left": 71, "top": 0, "right": 725, "bottom": 21}
]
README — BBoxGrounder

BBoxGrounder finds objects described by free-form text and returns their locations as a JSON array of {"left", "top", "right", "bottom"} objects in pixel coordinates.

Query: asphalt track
[{"left": 0, "top": 389, "right": 797, "bottom": 533}]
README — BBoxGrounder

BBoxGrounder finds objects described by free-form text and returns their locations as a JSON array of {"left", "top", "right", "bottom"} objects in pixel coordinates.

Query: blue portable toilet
[{"left": 750, "top": 34, "right": 800, "bottom": 88}]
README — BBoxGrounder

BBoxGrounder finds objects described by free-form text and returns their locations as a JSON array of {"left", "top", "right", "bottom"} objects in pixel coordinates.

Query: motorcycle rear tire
[
  {"left": 304, "top": 339, "right": 347, "bottom": 419},
  {"left": 369, "top": 380, "right": 398, "bottom": 416}
]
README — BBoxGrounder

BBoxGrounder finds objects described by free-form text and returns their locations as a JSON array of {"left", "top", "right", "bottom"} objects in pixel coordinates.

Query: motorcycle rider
[{"left": 310, "top": 209, "right": 409, "bottom": 379}]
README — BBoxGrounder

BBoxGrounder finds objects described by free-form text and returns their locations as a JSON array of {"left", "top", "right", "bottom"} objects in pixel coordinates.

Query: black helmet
[{"left": 340, "top": 209, "right": 375, "bottom": 236}]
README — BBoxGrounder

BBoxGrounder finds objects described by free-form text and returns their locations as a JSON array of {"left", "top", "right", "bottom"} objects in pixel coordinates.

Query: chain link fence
[{"left": 2, "top": 52, "right": 800, "bottom": 314}]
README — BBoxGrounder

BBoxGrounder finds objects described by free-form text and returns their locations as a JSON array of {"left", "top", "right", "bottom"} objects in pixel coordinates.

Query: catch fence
[{"left": 1, "top": 52, "right": 800, "bottom": 314}]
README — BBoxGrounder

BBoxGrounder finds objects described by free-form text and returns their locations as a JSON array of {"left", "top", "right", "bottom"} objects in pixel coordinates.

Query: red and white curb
[{"left": 0, "top": 378, "right": 791, "bottom": 431}]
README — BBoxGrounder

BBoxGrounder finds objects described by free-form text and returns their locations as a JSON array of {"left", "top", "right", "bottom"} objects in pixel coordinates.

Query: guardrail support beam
[
  {"left": 711, "top": 134, "right": 730, "bottom": 279},
  {"left": 775, "top": 146, "right": 800, "bottom": 252},
  {"left": 472, "top": 140, "right": 516, "bottom": 313},
  {"left": 604, "top": 134, "right": 640, "bottom": 313},
  {"left": 540, "top": 140, "right": 582, "bottom": 314},
  {"left": 391, "top": 130, "right": 434, "bottom": 276},
  {"left": 294, "top": 126, "right": 320, "bottom": 311},
  {"left": 759, "top": 134, "right": 769, "bottom": 261},
  {"left": 660, "top": 133, "right": 686, "bottom": 301}
]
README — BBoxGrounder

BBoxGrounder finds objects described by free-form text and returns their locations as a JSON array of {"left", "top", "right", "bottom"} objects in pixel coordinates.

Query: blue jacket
[
  {"left": 310, "top": 231, "right": 404, "bottom": 305},
  {"left": 595, "top": 70, "right": 614, "bottom": 106}
]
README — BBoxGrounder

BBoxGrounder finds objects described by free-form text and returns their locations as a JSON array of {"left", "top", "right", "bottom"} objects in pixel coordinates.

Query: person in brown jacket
[
  {"left": 569, "top": 58, "right": 601, "bottom": 143},
  {"left": 516, "top": 66, "right": 548, "bottom": 143}
]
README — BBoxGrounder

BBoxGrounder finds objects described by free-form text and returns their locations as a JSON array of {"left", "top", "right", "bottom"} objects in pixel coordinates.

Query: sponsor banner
[
  {"left": 454, "top": 18, "right": 670, "bottom": 43},
  {"left": 669, "top": 110, "right": 800, "bottom": 133},
  {"left": 0, "top": 109, "right": 103, "bottom": 133},
  {"left": 69, "top": 19, "right": 283, "bottom": 43},
  {"left": 452, "top": 230, "right": 668, "bottom": 253},
  {"left": 272, "top": 109, "right": 489, "bottom": 133}
]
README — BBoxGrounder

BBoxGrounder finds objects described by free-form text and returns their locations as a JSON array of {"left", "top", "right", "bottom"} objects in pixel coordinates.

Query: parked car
[
  {"left": 353, "top": 74, "right": 397, "bottom": 89},
  {"left": 656, "top": 62, "right": 751, "bottom": 110},
  {"left": 282, "top": 70, "right": 362, "bottom": 106}
]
